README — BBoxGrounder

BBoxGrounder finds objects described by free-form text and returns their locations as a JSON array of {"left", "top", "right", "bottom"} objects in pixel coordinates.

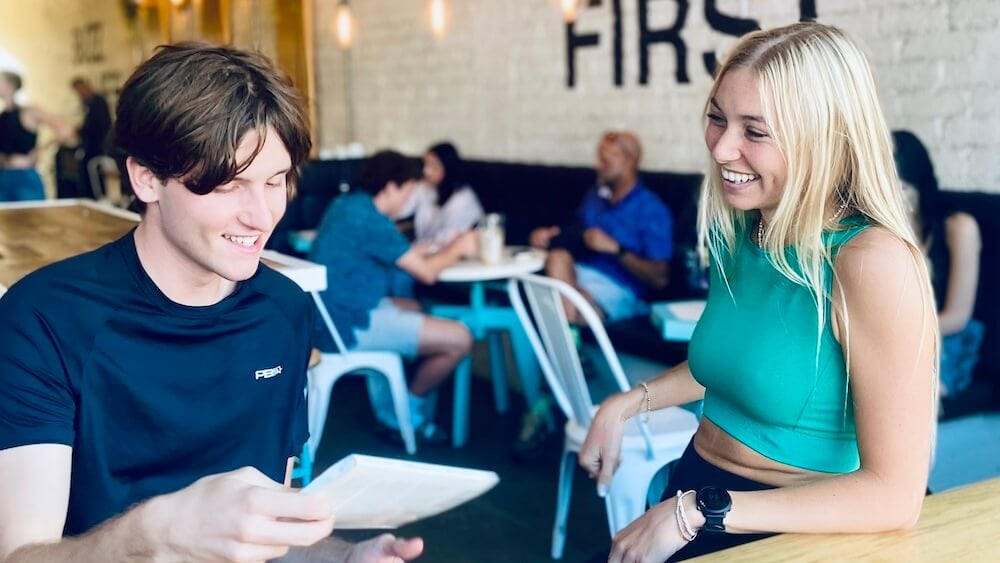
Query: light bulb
[
  {"left": 430, "top": 0, "right": 446, "bottom": 38},
  {"left": 335, "top": 3, "right": 353, "bottom": 49},
  {"left": 561, "top": 0, "right": 578, "bottom": 23}
]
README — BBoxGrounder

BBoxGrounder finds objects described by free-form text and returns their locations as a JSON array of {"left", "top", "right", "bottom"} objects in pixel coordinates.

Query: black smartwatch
[
  {"left": 696, "top": 487, "right": 732, "bottom": 533},
  {"left": 615, "top": 246, "right": 628, "bottom": 260}
]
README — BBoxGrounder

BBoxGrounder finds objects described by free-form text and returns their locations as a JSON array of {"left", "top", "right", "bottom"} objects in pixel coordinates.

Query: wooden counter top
[
  {"left": 0, "top": 200, "right": 326, "bottom": 293},
  {"left": 691, "top": 477, "right": 1000, "bottom": 561},
  {"left": 0, "top": 201, "right": 135, "bottom": 288}
]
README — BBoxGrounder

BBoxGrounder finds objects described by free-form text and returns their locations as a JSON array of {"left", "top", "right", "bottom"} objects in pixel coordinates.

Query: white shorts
[
  {"left": 576, "top": 263, "right": 649, "bottom": 322},
  {"left": 352, "top": 298, "right": 425, "bottom": 359}
]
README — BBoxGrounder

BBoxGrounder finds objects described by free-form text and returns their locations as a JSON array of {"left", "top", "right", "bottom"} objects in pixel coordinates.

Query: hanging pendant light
[
  {"left": 429, "top": 0, "right": 447, "bottom": 38},
  {"left": 335, "top": 1, "right": 353, "bottom": 49},
  {"left": 561, "top": 0, "right": 579, "bottom": 23}
]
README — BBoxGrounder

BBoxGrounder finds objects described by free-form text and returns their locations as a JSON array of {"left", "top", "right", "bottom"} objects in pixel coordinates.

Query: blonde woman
[{"left": 579, "top": 22, "right": 937, "bottom": 562}]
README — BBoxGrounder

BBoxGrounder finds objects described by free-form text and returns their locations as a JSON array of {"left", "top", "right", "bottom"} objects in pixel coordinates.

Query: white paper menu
[{"left": 301, "top": 454, "right": 500, "bottom": 529}]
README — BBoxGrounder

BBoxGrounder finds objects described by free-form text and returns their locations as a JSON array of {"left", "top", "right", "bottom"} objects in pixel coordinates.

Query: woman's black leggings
[{"left": 660, "top": 441, "right": 776, "bottom": 561}]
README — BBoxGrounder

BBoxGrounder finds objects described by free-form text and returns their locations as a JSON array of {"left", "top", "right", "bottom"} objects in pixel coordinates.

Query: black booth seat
[{"left": 277, "top": 158, "right": 1000, "bottom": 409}]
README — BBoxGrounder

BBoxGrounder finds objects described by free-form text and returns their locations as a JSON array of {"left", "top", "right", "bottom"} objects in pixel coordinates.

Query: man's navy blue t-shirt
[{"left": 0, "top": 232, "right": 312, "bottom": 536}]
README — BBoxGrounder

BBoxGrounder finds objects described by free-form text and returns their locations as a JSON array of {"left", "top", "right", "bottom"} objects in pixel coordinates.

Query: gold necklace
[{"left": 757, "top": 200, "right": 849, "bottom": 248}]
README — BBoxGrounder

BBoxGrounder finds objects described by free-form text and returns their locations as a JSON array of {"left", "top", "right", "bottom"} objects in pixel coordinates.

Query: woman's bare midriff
[
  {"left": 693, "top": 417, "right": 835, "bottom": 488},
  {"left": 1, "top": 153, "right": 37, "bottom": 169}
]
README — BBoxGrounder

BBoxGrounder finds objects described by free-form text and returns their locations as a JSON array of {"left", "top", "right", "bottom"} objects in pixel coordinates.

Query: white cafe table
[
  {"left": 431, "top": 248, "right": 546, "bottom": 446},
  {"left": 0, "top": 199, "right": 327, "bottom": 296}
]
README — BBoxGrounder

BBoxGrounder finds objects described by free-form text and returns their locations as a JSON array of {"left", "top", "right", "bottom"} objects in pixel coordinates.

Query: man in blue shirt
[
  {"left": 0, "top": 44, "right": 421, "bottom": 563},
  {"left": 310, "top": 150, "right": 476, "bottom": 444},
  {"left": 530, "top": 131, "right": 674, "bottom": 322}
]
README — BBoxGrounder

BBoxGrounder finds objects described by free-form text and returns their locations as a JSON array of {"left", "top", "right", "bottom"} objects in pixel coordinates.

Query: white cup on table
[{"left": 477, "top": 213, "right": 505, "bottom": 264}]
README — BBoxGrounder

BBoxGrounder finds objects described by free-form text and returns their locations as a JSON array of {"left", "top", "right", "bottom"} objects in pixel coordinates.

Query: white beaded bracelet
[{"left": 675, "top": 490, "right": 698, "bottom": 542}]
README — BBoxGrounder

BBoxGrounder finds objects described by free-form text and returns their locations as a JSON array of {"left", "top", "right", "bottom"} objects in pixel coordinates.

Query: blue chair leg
[
  {"left": 552, "top": 449, "right": 576, "bottom": 559},
  {"left": 452, "top": 356, "right": 473, "bottom": 448},
  {"left": 487, "top": 330, "right": 510, "bottom": 413},
  {"left": 509, "top": 321, "right": 543, "bottom": 407},
  {"left": 294, "top": 443, "right": 313, "bottom": 486}
]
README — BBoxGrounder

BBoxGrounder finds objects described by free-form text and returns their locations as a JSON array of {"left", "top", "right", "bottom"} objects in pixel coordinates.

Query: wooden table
[
  {"left": 691, "top": 477, "right": 1000, "bottom": 561},
  {"left": 0, "top": 199, "right": 326, "bottom": 294}
]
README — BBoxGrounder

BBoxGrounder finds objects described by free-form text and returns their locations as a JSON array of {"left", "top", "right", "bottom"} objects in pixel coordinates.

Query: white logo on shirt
[{"left": 255, "top": 366, "right": 283, "bottom": 380}]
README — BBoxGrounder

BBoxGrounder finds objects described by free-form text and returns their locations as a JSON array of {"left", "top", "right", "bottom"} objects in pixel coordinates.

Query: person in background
[
  {"left": 893, "top": 130, "right": 983, "bottom": 399},
  {"left": 0, "top": 43, "right": 421, "bottom": 563},
  {"left": 410, "top": 141, "right": 484, "bottom": 246},
  {"left": 70, "top": 77, "right": 112, "bottom": 199},
  {"left": 529, "top": 131, "right": 673, "bottom": 323},
  {"left": 0, "top": 70, "right": 74, "bottom": 201},
  {"left": 581, "top": 22, "right": 937, "bottom": 562},
  {"left": 391, "top": 141, "right": 483, "bottom": 297},
  {"left": 309, "top": 150, "right": 476, "bottom": 445}
]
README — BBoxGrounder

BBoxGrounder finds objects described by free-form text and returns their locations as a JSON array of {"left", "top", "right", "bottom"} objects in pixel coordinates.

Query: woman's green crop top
[{"left": 688, "top": 216, "right": 871, "bottom": 473}]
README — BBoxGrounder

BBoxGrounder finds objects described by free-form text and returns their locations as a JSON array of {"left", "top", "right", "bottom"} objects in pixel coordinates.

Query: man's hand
[
  {"left": 447, "top": 231, "right": 478, "bottom": 258},
  {"left": 529, "top": 226, "right": 560, "bottom": 249},
  {"left": 409, "top": 241, "right": 438, "bottom": 256},
  {"left": 148, "top": 466, "right": 335, "bottom": 563},
  {"left": 583, "top": 227, "right": 620, "bottom": 254},
  {"left": 345, "top": 533, "right": 424, "bottom": 562}
]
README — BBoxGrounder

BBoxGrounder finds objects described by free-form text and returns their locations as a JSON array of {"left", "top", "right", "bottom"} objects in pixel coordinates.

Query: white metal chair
[
  {"left": 508, "top": 274, "right": 698, "bottom": 559},
  {"left": 86, "top": 155, "right": 115, "bottom": 201},
  {"left": 306, "top": 292, "right": 417, "bottom": 460}
]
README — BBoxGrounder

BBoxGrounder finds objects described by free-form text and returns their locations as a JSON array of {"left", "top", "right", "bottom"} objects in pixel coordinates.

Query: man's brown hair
[{"left": 113, "top": 42, "right": 311, "bottom": 207}]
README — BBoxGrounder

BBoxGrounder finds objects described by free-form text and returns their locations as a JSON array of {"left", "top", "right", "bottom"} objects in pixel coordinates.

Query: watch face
[{"left": 699, "top": 487, "right": 731, "bottom": 511}]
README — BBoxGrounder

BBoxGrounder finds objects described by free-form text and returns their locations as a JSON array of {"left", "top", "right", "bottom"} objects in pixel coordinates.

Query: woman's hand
[
  {"left": 578, "top": 390, "right": 641, "bottom": 495},
  {"left": 609, "top": 496, "right": 693, "bottom": 563}
]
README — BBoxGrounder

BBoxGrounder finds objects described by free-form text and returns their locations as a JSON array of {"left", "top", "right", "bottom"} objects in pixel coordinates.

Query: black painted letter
[
  {"left": 702, "top": 1, "right": 760, "bottom": 76},
  {"left": 565, "top": 19, "right": 600, "bottom": 87},
  {"left": 638, "top": 0, "right": 690, "bottom": 85}
]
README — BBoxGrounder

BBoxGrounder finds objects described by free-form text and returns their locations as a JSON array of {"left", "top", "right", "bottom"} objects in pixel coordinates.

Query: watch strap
[{"left": 701, "top": 514, "right": 726, "bottom": 533}]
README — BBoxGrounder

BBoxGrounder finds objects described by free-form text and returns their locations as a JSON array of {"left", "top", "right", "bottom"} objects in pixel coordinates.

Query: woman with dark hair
[
  {"left": 893, "top": 130, "right": 983, "bottom": 398},
  {"left": 411, "top": 141, "right": 483, "bottom": 245}
]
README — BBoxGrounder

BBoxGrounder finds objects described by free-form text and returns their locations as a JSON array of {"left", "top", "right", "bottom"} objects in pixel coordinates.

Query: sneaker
[
  {"left": 415, "top": 421, "right": 450, "bottom": 446},
  {"left": 512, "top": 397, "right": 558, "bottom": 463}
]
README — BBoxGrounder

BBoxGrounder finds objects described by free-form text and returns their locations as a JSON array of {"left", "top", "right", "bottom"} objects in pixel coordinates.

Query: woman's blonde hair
[{"left": 696, "top": 22, "right": 939, "bottom": 423}]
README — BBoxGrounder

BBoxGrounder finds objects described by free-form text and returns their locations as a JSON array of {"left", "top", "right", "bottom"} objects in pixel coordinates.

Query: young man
[
  {"left": 0, "top": 44, "right": 421, "bottom": 563},
  {"left": 309, "top": 150, "right": 476, "bottom": 444},
  {"left": 530, "top": 131, "right": 674, "bottom": 323}
]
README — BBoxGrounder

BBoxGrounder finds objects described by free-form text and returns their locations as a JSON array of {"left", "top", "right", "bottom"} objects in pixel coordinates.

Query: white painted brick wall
[{"left": 314, "top": 0, "right": 1000, "bottom": 191}]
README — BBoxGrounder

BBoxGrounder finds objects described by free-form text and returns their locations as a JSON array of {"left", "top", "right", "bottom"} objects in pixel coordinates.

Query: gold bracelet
[{"left": 637, "top": 381, "right": 651, "bottom": 422}]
